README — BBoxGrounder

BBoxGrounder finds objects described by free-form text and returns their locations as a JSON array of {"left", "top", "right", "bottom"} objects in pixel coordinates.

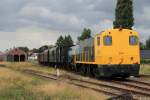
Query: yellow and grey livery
[{"left": 73, "top": 28, "right": 140, "bottom": 78}]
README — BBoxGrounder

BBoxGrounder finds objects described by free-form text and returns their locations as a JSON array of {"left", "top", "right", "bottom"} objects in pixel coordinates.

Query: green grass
[
  {"left": 0, "top": 86, "right": 54, "bottom": 100},
  {"left": 0, "top": 68, "right": 52, "bottom": 100},
  {"left": 2, "top": 62, "right": 55, "bottom": 75},
  {"left": 0, "top": 86, "right": 37, "bottom": 100}
]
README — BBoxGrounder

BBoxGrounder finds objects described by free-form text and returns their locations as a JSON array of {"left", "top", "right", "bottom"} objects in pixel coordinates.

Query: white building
[{"left": 28, "top": 53, "right": 38, "bottom": 61}]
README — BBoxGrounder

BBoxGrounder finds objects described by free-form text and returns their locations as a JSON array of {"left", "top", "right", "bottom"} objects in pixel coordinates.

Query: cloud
[
  {"left": 0, "top": 26, "right": 62, "bottom": 51},
  {"left": 0, "top": 0, "right": 149, "bottom": 51},
  {"left": 20, "top": 6, "right": 50, "bottom": 18},
  {"left": 19, "top": 5, "right": 86, "bottom": 32}
]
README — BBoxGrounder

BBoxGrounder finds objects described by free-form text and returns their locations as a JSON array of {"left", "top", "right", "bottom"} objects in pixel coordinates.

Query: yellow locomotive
[
  {"left": 39, "top": 28, "right": 140, "bottom": 78},
  {"left": 70, "top": 28, "right": 140, "bottom": 78}
]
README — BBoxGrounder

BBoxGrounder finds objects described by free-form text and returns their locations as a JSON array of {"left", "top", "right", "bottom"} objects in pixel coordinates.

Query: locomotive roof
[{"left": 95, "top": 28, "right": 139, "bottom": 36}]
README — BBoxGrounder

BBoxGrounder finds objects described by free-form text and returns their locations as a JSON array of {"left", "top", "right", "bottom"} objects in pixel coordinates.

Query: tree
[
  {"left": 56, "top": 35, "right": 64, "bottom": 47},
  {"left": 56, "top": 35, "right": 74, "bottom": 47},
  {"left": 78, "top": 28, "right": 91, "bottom": 41},
  {"left": 18, "top": 47, "right": 29, "bottom": 53},
  {"left": 146, "top": 37, "right": 150, "bottom": 50},
  {"left": 64, "top": 35, "right": 74, "bottom": 47},
  {"left": 32, "top": 48, "right": 39, "bottom": 53},
  {"left": 67, "top": 35, "right": 74, "bottom": 46},
  {"left": 31, "top": 45, "right": 53, "bottom": 53},
  {"left": 113, "top": 0, "right": 134, "bottom": 29}
]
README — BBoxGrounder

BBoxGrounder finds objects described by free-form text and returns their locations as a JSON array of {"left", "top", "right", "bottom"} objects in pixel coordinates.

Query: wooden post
[
  {"left": 55, "top": 65, "right": 60, "bottom": 78},
  {"left": 56, "top": 68, "right": 60, "bottom": 78}
]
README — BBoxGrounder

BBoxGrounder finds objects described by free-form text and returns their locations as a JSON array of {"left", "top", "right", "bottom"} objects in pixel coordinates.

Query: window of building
[
  {"left": 104, "top": 36, "right": 112, "bottom": 46},
  {"left": 129, "top": 36, "right": 138, "bottom": 45}
]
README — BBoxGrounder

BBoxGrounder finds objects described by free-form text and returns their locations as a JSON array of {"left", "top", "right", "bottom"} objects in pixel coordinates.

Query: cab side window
[
  {"left": 129, "top": 36, "right": 138, "bottom": 45},
  {"left": 97, "top": 37, "right": 100, "bottom": 46},
  {"left": 104, "top": 36, "right": 112, "bottom": 46}
]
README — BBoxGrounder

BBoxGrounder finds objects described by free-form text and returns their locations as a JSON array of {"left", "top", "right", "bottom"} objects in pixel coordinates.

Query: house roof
[
  {"left": 0, "top": 51, "right": 4, "bottom": 55},
  {"left": 7, "top": 48, "right": 26, "bottom": 55}
]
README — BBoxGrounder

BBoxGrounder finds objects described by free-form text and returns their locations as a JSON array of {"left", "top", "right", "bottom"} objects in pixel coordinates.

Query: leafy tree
[
  {"left": 56, "top": 35, "right": 64, "bottom": 47},
  {"left": 18, "top": 47, "right": 29, "bottom": 53},
  {"left": 64, "top": 35, "right": 74, "bottom": 47},
  {"left": 67, "top": 35, "right": 74, "bottom": 46},
  {"left": 56, "top": 35, "right": 74, "bottom": 47},
  {"left": 78, "top": 28, "right": 91, "bottom": 41},
  {"left": 31, "top": 45, "right": 53, "bottom": 53},
  {"left": 146, "top": 37, "right": 150, "bottom": 50},
  {"left": 32, "top": 48, "right": 39, "bottom": 53},
  {"left": 113, "top": 0, "right": 134, "bottom": 29}
]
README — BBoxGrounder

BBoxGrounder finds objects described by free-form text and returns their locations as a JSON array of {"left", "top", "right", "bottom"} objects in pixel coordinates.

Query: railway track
[
  {"left": 23, "top": 69, "right": 120, "bottom": 97},
  {"left": 23, "top": 69, "right": 150, "bottom": 100},
  {"left": 109, "top": 80, "right": 150, "bottom": 93},
  {"left": 66, "top": 76, "right": 150, "bottom": 99},
  {"left": 129, "top": 77, "right": 150, "bottom": 86}
]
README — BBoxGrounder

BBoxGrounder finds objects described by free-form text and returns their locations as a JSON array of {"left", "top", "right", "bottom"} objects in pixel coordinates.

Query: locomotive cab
[{"left": 94, "top": 29, "right": 140, "bottom": 77}]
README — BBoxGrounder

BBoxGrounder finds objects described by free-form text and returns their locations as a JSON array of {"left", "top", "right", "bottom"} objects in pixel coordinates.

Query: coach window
[
  {"left": 129, "top": 36, "right": 138, "bottom": 45},
  {"left": 104, "top": 36, "right": 112, "bottom": 46},
  {"left": 97, "top": 37, "right": 100, "bottom": 46}
]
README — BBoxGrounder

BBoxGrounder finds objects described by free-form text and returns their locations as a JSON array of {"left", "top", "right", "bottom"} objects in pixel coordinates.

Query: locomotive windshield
[
  {"left": 129, "top": 36, "right": 138, "bottom": 45},
  {"left": 104, "top": 36, "right": 112, "bottom": 46}
]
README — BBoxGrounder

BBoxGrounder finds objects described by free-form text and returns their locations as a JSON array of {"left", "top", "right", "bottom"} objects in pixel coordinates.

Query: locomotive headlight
[
  {"left": 109, "top": 57, "right": 112, "bottom": 60},
  {"left": 135, "top": 62, "right": 139, "bottom": 64},
  {"left": 130, "top": 57, "right": 134, "bottom": 61}
]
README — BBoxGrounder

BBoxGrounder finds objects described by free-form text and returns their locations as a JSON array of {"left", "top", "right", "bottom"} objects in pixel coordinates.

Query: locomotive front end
[{"left": 95, "top": 29, "right": 140, "bottom": 77}]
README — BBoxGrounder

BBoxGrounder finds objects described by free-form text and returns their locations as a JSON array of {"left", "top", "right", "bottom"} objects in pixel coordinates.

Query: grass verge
[
  {"left": 140, "top": 64, "right": 150, "bottom": 75},
  {"left": 0, "top": 62, "right": 107, "bottom": 100}
]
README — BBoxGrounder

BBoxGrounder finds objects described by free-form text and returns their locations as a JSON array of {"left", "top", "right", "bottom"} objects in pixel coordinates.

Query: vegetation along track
[
  {"left": 22, "top": 69, "right": 150, "bottom": 100},
  {"left": 23, "top": 69, "right": 120, "bottom": 97}
]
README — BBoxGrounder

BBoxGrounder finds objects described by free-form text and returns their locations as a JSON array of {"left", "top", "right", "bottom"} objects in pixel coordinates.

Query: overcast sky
[{"left": 0, "top": 0, "right": 149, "bottom": 51}]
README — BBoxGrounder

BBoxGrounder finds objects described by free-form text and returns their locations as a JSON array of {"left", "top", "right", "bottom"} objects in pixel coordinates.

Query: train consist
[{"left": 38, "top": 28, "right": 140, "bottom": 78}]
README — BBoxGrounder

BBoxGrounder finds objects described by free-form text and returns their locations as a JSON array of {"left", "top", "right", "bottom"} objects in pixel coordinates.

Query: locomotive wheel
[
  {"left": 88, "top": 65, "right": 92, "bottom": 76},
  {"left": 81, "top": 65, "right": 86, "bottom": 76},
  {"left": 76, "top": 64, "right": 81, "bottom": 73},
  {"left": 121, "top": 75, "right": 130, "bottom": 79},
  {"left": 93, "top": 66, "right": 100, "bottom": 78}
]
